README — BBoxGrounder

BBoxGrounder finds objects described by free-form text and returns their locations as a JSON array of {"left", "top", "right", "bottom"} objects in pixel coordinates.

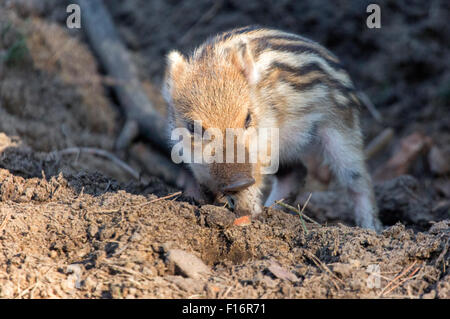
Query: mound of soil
[{"left": 0, "top": 162, "right": 449, "bottom": 298}]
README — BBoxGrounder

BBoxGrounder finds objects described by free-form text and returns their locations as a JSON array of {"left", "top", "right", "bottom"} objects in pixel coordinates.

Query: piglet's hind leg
[{"left": 320, "top": 127, "right": 382, "bottom": 231}]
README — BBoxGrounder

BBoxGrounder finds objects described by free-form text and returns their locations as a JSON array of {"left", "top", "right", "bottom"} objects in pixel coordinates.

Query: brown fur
[{"left": 163, "top": 27, "right": 381, "bottom": 230}]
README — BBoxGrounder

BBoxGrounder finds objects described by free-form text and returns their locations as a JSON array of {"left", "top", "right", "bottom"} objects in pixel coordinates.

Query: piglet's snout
[{"left": 220, "top": 175, "right": 255, "bottom": 193}]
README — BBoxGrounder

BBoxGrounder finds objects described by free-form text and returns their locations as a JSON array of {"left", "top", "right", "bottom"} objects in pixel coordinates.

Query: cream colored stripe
[{"left": 256, "top": 50, "right": 352, "bottom": 87}]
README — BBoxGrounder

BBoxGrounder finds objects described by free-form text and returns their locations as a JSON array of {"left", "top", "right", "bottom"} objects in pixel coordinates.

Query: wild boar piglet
[{"left": 163, "top": 26, "right": 381, "bottom": 231}]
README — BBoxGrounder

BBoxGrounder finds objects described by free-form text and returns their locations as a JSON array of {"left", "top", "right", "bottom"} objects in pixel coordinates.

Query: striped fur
[{"left": 163, "top": 27, "right": 381, "bottom": 231}]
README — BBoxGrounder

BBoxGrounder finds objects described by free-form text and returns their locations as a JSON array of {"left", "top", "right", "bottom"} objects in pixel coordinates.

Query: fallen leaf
[{"left": 374, "top": 132, "right": 432, "bottom": 181}]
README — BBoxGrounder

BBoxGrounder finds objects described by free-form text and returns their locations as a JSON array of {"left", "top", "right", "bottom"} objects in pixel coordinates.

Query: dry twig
[
  {"left": 382, "top": 266, "right": 421, "bottom": 297},
  {"left": 0, "top": 207, "right": 12, "bottom": 232},
  {"left": 356, "top": 91, "right": 383, "bottom": 123},
  {"left": 304, "top": 251, "right": 344, "bottom": 290},
  {"left": 364, "top": 128, "right": 394, "bottom": 159},
  {"left": 49, "top": 147, "right": 140, "bottom": 180},
  {"left": 435, "top": 239, "right": 449, "bottom": 268},
  {"left": 379, "top": 261, "right": 418, "bottom": 297},
  {"left": 275, "top": 196, "right": 321, "bottom": 226},
  {"left": 136, "top": 191, "right": 182, "bottom": 207},
  {"left": 94, "top": 191, "right": 182, "bottom": 214},
  {"left": 75, "top": 0, "right": 168, "bottom": 151},
  {"left": 297, "top": 193, "right": 313, "bottom": 234}
]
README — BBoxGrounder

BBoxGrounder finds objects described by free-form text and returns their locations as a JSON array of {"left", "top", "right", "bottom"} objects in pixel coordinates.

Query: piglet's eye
[
  {"left": 245, "top": 112, "right": 252, "bottom": 129},
  {"left": 186, "top": 121, "right": 205, "bottom": 135},
  {"left": 187, "top": 122, "right": 195, "bottom": 133}
]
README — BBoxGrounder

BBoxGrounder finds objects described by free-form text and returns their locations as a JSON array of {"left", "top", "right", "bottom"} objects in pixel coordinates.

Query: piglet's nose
[{"left": 220, "top": 177, "right": 255, "bottom": 193}]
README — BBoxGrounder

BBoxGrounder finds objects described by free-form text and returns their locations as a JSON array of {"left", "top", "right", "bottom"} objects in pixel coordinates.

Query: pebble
[
  {"left": 0, "top": 281, "right": 15, "bottom": 298},
  {"left": 267, "top": 262, "right": 299, "bottom": 282},
  {"left": 165, "top": 249, "right": 211, "bottom": 279}
]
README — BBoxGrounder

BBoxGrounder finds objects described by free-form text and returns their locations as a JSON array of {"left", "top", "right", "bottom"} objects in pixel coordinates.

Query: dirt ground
[{"left": 0, "top": 1, "right": 449, "bottom": 298}]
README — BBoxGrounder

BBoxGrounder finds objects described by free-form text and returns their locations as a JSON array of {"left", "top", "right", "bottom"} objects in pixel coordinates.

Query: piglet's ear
[
  {"left": 163, "top": 51, "right": 186, "bottom": 105},
  {"left": 166, "top": 50, "right": 187, "bottom": 76},
  {"left": 232, "top": 41, "right": 259, "bottom": 85}
]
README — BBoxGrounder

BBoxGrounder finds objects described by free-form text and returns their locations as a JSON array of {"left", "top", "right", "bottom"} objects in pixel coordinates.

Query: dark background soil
[{"left": 0, "top": 0, "right": 448, "bottom": 298}]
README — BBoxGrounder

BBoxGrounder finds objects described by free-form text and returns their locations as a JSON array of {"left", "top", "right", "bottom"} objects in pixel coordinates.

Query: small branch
[
  {"left": 356, "top": 91, "right": 383, "bottom": 123},
  {"left": 221, "top": 285, "right": 234, "bottom": 299},
  {"left": 381, "top": 266, "right": 421, "bottom": 297},
  {"left": 364, "top": 128, "right": 394, "bottom": 159},
  {"left": 378, "top": 261, "right": 417, "bottom": 297},
  {"left": 129, "top": 143, "right": 188, "bottom": 187},
  {"left": 435, "top": 239, "right": 449, "bottom": 267},
  {"left": 0, "top": 208, "right": 12, "bottom": 232},
  {"left": 101, "top": 260, "right": 154, "bottom": 281},
  {"left": 304, "top": 251, "right": 344, "bottom": 289},
  {"left": 115, "top": 120, "right": 139, "bottom": 151},
  {"left": 75, "top": 0, "right": 169, "bottom": 152},
  {"left": 297, "top": 193, "right": 313, "bottom": 234},
  {"left": 275, "top": 198, "right": 321, "bottom": 226},
  {"left": 137, "top": 191, "right": 182, "bottom": 206},
  {"left": 94, "top": 191, "right": 182, "bottom": 214},
  {"left": 49, "top": 147, "right": 140, "bottom": 180}
]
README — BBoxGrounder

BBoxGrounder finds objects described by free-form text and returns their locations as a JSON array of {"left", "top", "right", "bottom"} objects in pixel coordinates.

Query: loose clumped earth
[
  {"left": 0, "top": 164, "right": 448, "bottom": 298},
  {"left": 0, "top": 1, "right": 449, "bottom": 298}
]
